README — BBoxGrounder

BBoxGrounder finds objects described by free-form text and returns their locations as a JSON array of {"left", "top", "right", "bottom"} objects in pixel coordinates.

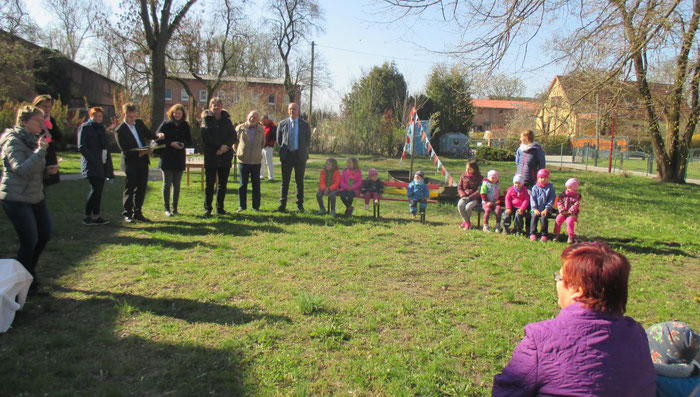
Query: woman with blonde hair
[
  {"left": 235, "top": 110, "right": 265, "bottom": 212},
  {"left": 31, "top": 95, "right": 62, "bottom": 185},
  {"left": 0, "top": 106, "right": 58, "bottom": 295},
  {"left": 155, "top": 104, "right": 192, "bottom": 216}
]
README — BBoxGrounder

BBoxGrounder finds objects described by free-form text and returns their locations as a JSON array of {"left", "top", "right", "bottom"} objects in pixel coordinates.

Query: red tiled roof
[{"left": 471, "top": 98, "right": 540, "bottom": 110}]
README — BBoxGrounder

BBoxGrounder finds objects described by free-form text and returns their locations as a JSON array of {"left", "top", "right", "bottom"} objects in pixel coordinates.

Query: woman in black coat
[
  {"left": 32, "top": 95, "right": 62, "bottom": 186},
  {"left": 156, "top": 104, "right": 192, "bottom": 216},
  {"left": 78, "top": 107, "right": 115, "bottom": 225},
  {"left": 200, "top": 97, "right": 237, "bottom": 217}
]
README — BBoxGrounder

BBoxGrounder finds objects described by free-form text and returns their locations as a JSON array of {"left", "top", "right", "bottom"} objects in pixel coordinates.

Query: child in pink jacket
[
  {"left": 339, "top": 157, "right": 362, "bottom": 216},
  {"left": 554, "top": 178, "right": 582, "bottom": 243},
  {"left": 502, "top": 174, "right": 530, "bottom": 235}
]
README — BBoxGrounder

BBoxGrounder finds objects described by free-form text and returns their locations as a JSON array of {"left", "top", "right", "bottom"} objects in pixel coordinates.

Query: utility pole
[{"left": 308, "top": 41, "right": 315, "bottom": 127}]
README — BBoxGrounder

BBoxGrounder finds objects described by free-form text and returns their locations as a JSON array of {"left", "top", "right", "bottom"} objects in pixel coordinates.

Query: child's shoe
[
  {"left": 460, "top": 221, "right": 468, "bottom": 229},
  {"left": 494, "top": 226, "right": 501, "bottom": 233},
  {"left": 365, "top": 204, "right": 369, "bottom": 210},
  {"left": 540, "top": 235, "right": 548, "bottom": 242},
  {"left": 530, "top": 234, "right": 537, "bottom": 241},
  {"left": 374, "top": 199, "right": 379, "bottom": 204},
  {"left": 483, "top": 225, "right": 490, "bottom": 232},
  {"left": 553, "top": 232, "right": 560, "bottom": 242},
  {"left": 567, "top": 235, "right": 574, "bottom": 244}
]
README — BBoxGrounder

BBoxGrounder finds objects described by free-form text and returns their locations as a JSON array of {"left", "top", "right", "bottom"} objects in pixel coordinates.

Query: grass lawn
[
  {"left": 570, "top": 153, "right": 700, "bottom": 180},
  {"left": 1, "top": 152, "right": 699, "bottom": 396}
]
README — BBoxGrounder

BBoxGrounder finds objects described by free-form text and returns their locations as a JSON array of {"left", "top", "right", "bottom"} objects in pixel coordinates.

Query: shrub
[{"left": 475, "top": 146, "right": 515, "bottom": 162}]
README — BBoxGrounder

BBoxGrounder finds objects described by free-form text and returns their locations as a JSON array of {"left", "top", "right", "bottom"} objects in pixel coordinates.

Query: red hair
[
  {"left": 561, "top": 242, "right": 630, "bottom": 314},
  {"left": 89, "top": 107, "right": 104, "bottom": 118}
]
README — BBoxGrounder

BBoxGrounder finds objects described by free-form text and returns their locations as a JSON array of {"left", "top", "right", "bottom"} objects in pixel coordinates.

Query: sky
[{"left": 24, "top": 0, "right": 561, "bottom": 111}]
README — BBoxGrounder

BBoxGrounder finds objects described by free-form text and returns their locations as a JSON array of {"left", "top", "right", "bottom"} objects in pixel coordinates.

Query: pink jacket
[
  {"left": 340, "top": 168, "right": 363, "bottom": 195},
  {"left": 505, "top": 185, "right": 530, "bottom": 211},
  {"left": 557, "top": 190, "right": 582, "bottom": 216}
]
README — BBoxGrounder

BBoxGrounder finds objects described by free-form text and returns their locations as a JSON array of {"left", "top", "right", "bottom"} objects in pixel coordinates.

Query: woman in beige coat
[{"left": 235, "top": 111, "right": 266, "bottom": 212}]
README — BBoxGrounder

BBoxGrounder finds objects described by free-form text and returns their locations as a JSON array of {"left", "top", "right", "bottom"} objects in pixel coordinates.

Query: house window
[
  {"left": 199, "top": 90, "right": 207, "bottom": 103},
  {"left": 268, "top": 94, "right": 275, "bottom": 105},
  {"left": 181, "top": 89, "right": 189, "bottom": 101},
  {"left": 165, "top": 88, "right": 172, "bottom": 100}
]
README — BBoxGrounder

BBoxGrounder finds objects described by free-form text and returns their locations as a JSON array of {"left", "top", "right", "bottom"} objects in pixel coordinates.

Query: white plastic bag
[{"left": 0, "top": 259, "right": 33, "bottom": 333}]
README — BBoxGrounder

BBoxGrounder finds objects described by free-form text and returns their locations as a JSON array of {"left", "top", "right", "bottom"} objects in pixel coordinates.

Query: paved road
[{"left": 545, "top": 155, "right": 699, "bottom": 186}]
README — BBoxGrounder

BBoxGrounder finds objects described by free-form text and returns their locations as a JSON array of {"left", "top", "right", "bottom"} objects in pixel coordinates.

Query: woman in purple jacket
[{"left": 492, "top": 242, "right": 656, "bottom": 396}]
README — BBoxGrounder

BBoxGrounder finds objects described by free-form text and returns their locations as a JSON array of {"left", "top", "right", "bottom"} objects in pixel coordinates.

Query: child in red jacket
[{"left": 316, "top": 158, "right": 340, "bottom": 216}]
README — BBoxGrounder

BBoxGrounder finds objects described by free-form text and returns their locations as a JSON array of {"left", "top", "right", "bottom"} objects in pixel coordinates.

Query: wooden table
[{"left": 185, "top": 155, "right": 205, "bottom": 191}]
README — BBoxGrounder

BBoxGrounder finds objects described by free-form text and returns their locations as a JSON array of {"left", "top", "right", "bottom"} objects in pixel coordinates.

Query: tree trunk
[{"left": 150, "top": 45, "right": 167, "bottom": 129}]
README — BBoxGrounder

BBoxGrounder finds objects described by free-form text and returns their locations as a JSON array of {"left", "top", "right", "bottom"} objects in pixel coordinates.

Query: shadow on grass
[
  {"left": 575, "top": 235, "right": 697, "bottom": 257},
  {"left": 2, "top": 287, "right": 290, "bottom": 395}
]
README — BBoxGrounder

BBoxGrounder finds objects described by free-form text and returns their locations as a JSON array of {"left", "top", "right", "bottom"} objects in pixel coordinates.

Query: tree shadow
[
  {"left": 2, "top": 288, "right": 291, "bottom": 395},
  {"left": 574, "top": 235, "right": 697, "bottom": 257}
]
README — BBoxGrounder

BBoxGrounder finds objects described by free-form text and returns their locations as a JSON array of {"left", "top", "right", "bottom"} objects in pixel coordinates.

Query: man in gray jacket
[{"left": 276, "top": 102, "right": 311, "bottom": 212}]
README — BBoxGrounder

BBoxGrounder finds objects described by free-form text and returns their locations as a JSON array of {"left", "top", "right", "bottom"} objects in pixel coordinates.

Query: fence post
[
  {"left": 648, "top": 152, "right": 654, "bottom": 175},
  {"left": 560, "top": 143, "right": 564, "bottom": 167},
  {"left": 584, "top": 145, "right": 589, "bottom": 170}
]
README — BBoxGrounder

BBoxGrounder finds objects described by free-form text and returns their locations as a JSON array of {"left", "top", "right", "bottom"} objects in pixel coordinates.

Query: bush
[
  {"left": 475, "top": 146, "right": 515, "bottom": 162},
  {"left": 538, "top": 135, "right": 571, "bottom": 155}
]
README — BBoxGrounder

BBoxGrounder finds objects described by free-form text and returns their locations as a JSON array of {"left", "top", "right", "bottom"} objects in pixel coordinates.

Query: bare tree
[
  {"left": 41, "top": 0, "right": 98, "bottom": 61},
  {"left": 382, "top": 0, "right": 700, "bottom": 183},
  {"left": 267, "top": 0, "right": 324, "bottom": 102},
  {"left": 168, "top": 0, "right": 245, "bottom": 102},
  {"left": 0, "top": 0, "right": 40, "bottom": 39},
  {"left": 474, "top": 73, "right": 526, "bottom": 100}
]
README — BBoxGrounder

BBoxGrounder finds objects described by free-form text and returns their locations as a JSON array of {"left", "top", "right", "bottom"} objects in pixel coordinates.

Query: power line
[{"left": 314, "top": 43, "right": 439, "bottom": 65}]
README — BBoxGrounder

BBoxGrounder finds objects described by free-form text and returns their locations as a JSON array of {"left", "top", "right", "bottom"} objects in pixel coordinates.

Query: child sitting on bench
[{"left": 407, "top": 170, "right": 429, "bottom": 218}]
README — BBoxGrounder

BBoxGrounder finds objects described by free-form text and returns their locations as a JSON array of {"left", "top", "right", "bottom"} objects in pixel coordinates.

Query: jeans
[
  {"left": 204, "top": 166, "right": 231, "bottom": 211},
  {"left": 262, "top": 147, "right": 274, "bottom": 180},
  {"left": 339, "top": 190, "right": 355, "bottom": 208},
  {"left": 457, "top": 197, "right": 480, "bottom": 222},
  {"left": 502, "top": 210, "right": 526, "bottom": 233},
  {"left": 85, "top": 177, "right": 105, "bottom": 216},
  {"left": 316, "top": 189, "right": 337, "bottom": 212},
  {"left": 238, "top": 163, "right": 261, "bottom": 210},
  {"left": 409, "top": 199, "right": 427, "bottom": 214},
  {"left": 161, "top": 169, "right": 183, "bottom": 211},
  {"left": 1, "top": 199, "right": 52, "bottom": 279},
  {"left": 530, "top": 211, "right": 549, "bottom": 237}
]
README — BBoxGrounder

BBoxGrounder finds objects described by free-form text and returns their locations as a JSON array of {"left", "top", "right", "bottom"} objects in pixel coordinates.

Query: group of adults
[{"left": 2, "top": 97, "right": 699, "bottom": 397}]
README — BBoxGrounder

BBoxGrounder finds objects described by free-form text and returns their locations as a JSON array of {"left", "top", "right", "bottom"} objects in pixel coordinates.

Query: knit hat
[
  {"left": 565, "top": 178, "right": 580, "bottom": 191},
  {"left": 487, "top": 170, "right": 498, "bottom": 180},
  {"left": 537, "top": 169, "right": 550, "bottom": 178},
  {"left": 646, "top": 321, "right": 700, "bottom": 378},
  {"left": 414, "top": 170, "right": 424, "bottom": 179},
  {"left": 513, "top": 174, "right": 525, "bottom": 184},
  {"left": 368, "top": 168, "right": 378, "bottom": 177}
]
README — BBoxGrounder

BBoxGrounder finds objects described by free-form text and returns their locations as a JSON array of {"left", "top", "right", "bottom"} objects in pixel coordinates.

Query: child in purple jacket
[{"left": 554, "top": 178, "right": 582, "bottom": 243}]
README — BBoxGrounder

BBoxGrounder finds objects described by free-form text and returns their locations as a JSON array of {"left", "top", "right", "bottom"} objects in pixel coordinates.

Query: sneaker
[
  {"left": 494, "top": 227, "right": 501, "bottom": 233},
  {"left": 236, "top": 207, "right": 245, "bottom": 213},
  {"left": 374, "top": 199, "right": 379, "bottom": 204},
  {"left": 530, "top": 234, "right": 537, "bottom": 241},
  {"left": 540, "top": 235, "right": 548, "bottom": 242},
  {"left": 365, "top": 204, "right": 369, "bottom": 210},
  {"left": 316, "top": 209, "right": 326, "bottom": 215},
  {"left": 567, "top": 236, "right": 574, "bottom": 244},
  {"left": 202, "top": 210, "right": 212, "bottom": 218},
  {"left": 92, "top": 217, "right": 109, "bottom": 225},
  {"left": 460, "top": 221, "right": 468, "bottom": 229},
  {"left": 465, "top": 221, "right": 471, "bottom": 230},
  {"left": 297, "top": 206, "right": 306, "bottom": 213},
  {"left": 275, "top": 206, "right": 287, "bottom": 213},
  {"left": 124, "top": 216, "right": 134, "bottom": 223},
  {"left": 554, "top": 232, "right": 560, "bottom": 242},
  {"left": 165, "top": 210, "right": 172, "bottom": 217},
  {"left": 83, "top": 217, "right": 94, "bottom": 225},
  {"left": 133, "top": 214, "right": 151, "bottom": 223},
  {"left": 483, "top": 225, "right": 490, "bottom": 232}
]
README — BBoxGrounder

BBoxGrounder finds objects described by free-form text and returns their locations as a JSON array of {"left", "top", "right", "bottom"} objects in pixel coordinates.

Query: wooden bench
[{"left": 373, "top": 181, "right": 438, "bottom": 223}]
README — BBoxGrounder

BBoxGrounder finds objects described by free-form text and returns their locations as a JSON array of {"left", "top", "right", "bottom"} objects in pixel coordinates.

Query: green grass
[
  {"left": 1, "top": 152, "right": 698, "bottom": 396},
  {"left": 568, "top": 152, "right": 700, "bottom": 179}
]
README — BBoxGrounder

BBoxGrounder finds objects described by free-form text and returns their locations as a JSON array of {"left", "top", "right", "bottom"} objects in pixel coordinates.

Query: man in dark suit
[
  {"left": 276, "top": 102, "right": 311, "bottom": 212},
  {"left": 115, "top": 103, "right": 163, "bottom": 222}
]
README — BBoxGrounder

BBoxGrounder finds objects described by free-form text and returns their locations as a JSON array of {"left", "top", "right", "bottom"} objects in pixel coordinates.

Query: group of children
[
  {"left": 457, "top": 160, "right": 582, "bottom": 243},
  {"left": 314, "top": 158, "right": 582, "bottom": 242},
  {"left": 315, "top": 158, "right": 430, "bottom": 218}
]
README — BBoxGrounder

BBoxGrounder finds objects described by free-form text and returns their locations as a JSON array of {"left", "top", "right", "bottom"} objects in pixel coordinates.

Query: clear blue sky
[{"left": 25, "top": 0, "right": 561, "bottom": 111}]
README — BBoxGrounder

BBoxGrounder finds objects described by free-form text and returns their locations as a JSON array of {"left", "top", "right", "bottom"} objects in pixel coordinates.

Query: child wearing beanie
[
  {"left": 554, "top": 177, "right": 582, "bottom": 243},
  {"left": 480, "top": 170, "right": 502, "bottom": 232},
  {"left": 529, "top": 168, "right": 555, "bottom": 242},
  {"left": 502, "top": 174, "right": 530, "bottom": 235}
]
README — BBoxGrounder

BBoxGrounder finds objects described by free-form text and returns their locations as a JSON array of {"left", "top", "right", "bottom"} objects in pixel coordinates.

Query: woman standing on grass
[
  {"left": 32, "top": 95, "right": 62, "bottom": 186},
  {"left": 235, "top": 110, "right": 265, "bottom": 212},
  {"left": 492, "top": 242, "right": 656, "bottom": 396},
  {"left": 156, "top": 104, "right": 192, "bottom": 217},
  {"left": 78, "top": 107, "right": 115, "bottom": 225},
  {"left": 0, "top": 106, "right": 58, "bottom": 295},
  {"left": 515, "top": 130, "right": 546, "bottom": 190}
]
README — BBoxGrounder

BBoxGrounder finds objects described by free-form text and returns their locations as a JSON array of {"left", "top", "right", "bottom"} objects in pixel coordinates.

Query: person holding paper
[{"left": 115, "top": 103, "right": 163, "bottom": 223}]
